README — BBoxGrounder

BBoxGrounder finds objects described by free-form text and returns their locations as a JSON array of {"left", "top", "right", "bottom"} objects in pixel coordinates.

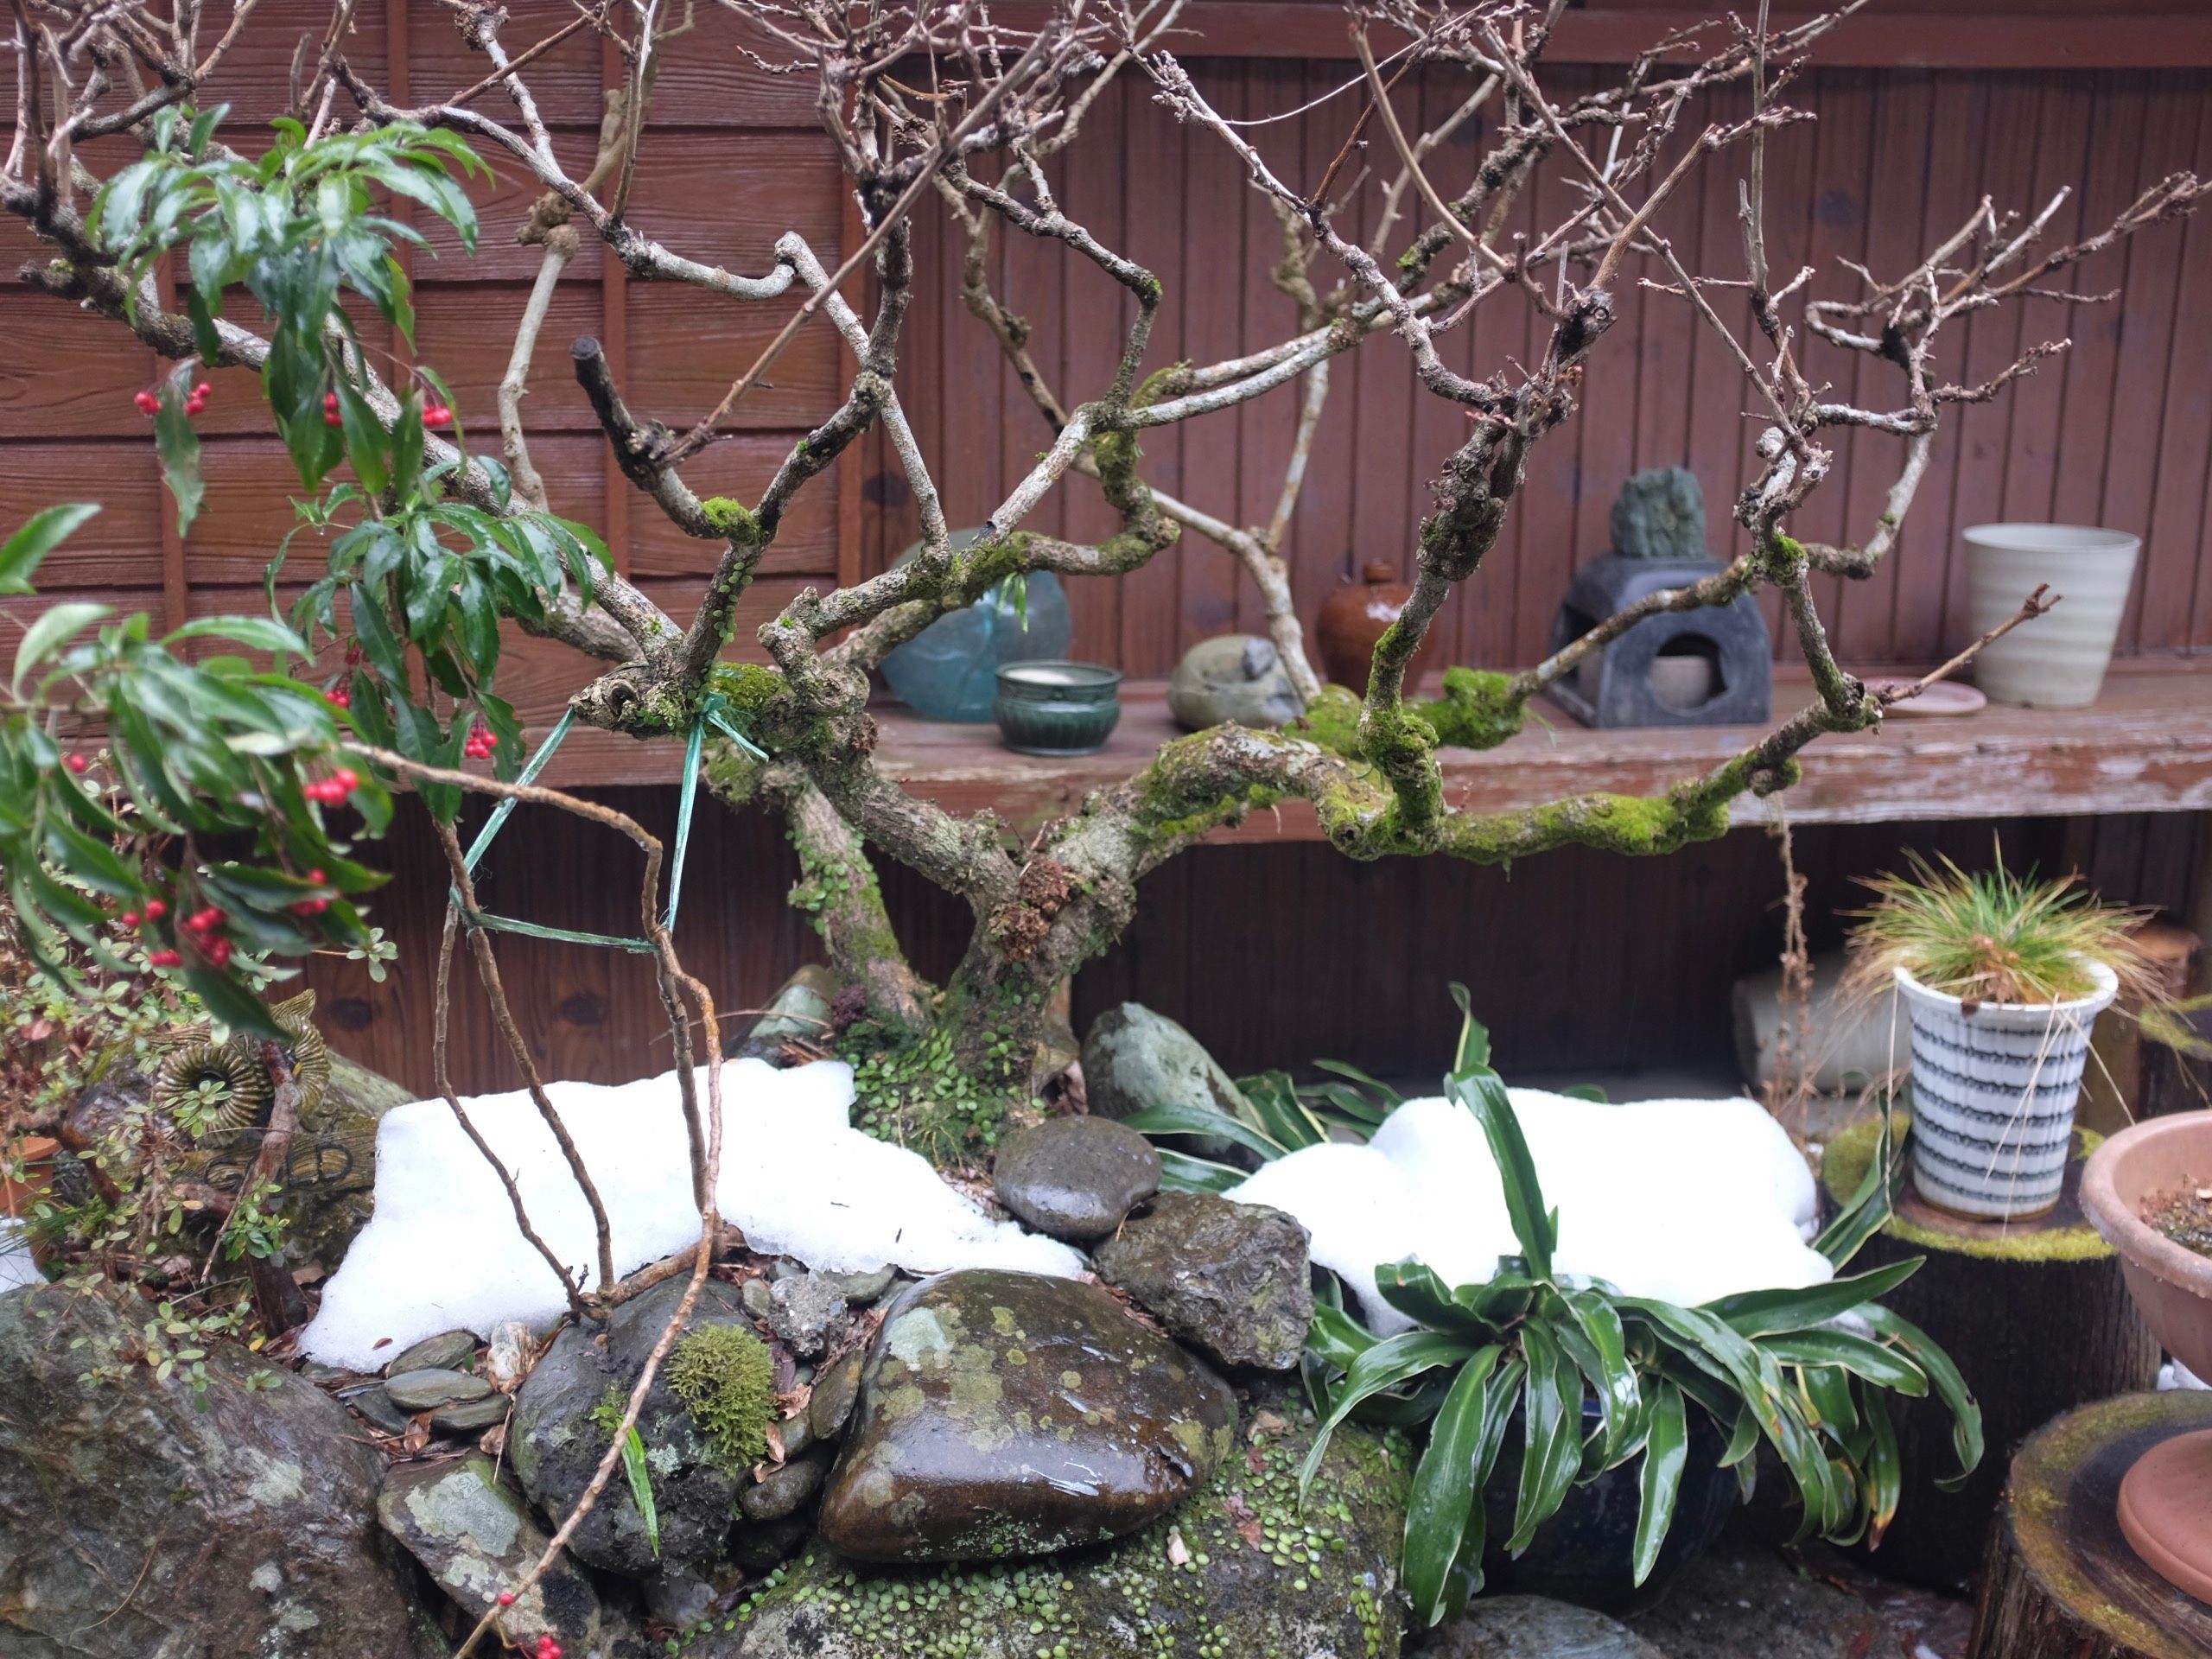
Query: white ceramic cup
[{"left": 1964, "top": 524, "right": 2140, "bottom": 709}]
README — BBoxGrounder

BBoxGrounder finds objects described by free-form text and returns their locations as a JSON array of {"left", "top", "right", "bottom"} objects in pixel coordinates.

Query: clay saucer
[
  {"left": 1866, "top": 678, "right": 1987, "bottom": 716},
  {"left": 2117, "top": 1430, "right": 2212, "bottom": 1604}
]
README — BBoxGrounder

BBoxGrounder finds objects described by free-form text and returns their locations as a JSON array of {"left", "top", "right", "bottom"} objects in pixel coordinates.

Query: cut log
[
  {"left": 1821, "top": 1117, "right": 2163, "bottom": 1590},
  {"left": 2082, "top": 923, "right": 2201, "bottom": 1133},
  {"left": 1967, "top": 1391, "right": 2212, "bottom": 1659},
  {"left": 2139, "top": 994, "right": 2212, "bottom": 1120}
]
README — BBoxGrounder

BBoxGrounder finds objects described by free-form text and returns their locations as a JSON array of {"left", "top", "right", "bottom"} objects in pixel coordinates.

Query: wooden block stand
[
  {"left": 1968, "top": 1392, "right": 2212, "bottom": 1659},
  {"left": 1821, "top": 1119, "right": 2163, "bottom": 1589}
]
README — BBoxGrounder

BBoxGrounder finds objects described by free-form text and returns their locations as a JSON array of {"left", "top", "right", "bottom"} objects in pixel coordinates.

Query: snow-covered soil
[
  {"left": 299, "top": 1065, "right": 1827, "bottom": 1368},
  {"left": 1234, "top": 1090, "right": 1830, "bottom": 1332}
]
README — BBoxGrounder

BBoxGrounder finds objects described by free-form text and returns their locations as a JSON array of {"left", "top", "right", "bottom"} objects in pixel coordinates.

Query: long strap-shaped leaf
[
  {"left": 1446, "top": 1065, "right": 1554, "bottom": 1280},
  {"left": 1298, "top": 1330, "right": 1479, "bottom": 1499},
  {"left": 1857, "top": 1304, "right": 1983, "bottom": 1488},
  {"left": 1506, "top": 1322, "right": 1583, "bottom": 1554},
  {"left": 1705, "top": 1257, "right": 1923, "bottom": 1338},
  {"left": 1402, "top": 1344, "right": 1503, "bottom": 1627},
  {"left": 1630, "top": 1382, "right": 1688, "bottom": 1587}
]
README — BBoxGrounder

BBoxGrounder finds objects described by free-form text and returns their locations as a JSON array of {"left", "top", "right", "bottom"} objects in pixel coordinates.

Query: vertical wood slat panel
[{"left": 891, "top": 60, "right": 2212, "bottom": 675}]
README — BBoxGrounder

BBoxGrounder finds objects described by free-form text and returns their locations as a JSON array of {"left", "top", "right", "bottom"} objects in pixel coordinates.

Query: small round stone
[{"left": 991, "top": 1116, "right": 1161, "bottom": 1243}]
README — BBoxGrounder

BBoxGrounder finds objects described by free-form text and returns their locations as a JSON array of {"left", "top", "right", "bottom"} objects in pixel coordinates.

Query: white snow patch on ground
[
  {"left": 300, "top": 1058, "right": 1080, "bottom": 1370},
  {"left": 1232, "top": 1089, "right": 1830, "bottom": 1333}
]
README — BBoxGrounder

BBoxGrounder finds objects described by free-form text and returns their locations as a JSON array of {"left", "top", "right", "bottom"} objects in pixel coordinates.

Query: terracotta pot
[
  {"left": 2080, "top": 1113, "right": 2212, "bottom": 1604},
  {"left": 1, "top": 1135, "right": 57, "bottom": 1219},
  {"left": 1317, "top": 561, "right": 1438, "bottom": 696}
]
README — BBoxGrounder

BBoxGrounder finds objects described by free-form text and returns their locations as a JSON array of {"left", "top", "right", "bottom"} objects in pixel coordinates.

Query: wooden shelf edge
[{"left": 525, "top": 661, "right": 2212, "bottom": 840}]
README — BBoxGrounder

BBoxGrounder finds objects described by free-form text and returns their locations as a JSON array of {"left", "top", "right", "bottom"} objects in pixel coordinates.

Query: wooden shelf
[{"left": 534, "top": 658, "right": 2212, "bottom": 839}]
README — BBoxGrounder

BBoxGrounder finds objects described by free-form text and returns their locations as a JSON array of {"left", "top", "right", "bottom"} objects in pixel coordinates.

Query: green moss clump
[
  {"left": 839, "top": 1012, "right": 1031, "bottom": 1165},
  {"left": 709, "top": 662, "right": 785, "bottom": 715},
  {"left": 666, "top": 1324, "right": 776, "bottom": 1475},
  {"left": 701, "top": 496, "right": 761, "bottom": 543},
  {"left": 1419, "top": 667, "right": 1522, "bottom": 751}
]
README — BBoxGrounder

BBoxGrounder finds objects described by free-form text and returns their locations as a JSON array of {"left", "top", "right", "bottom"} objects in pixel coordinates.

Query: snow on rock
[
  {"left": 300, "top": 1058, "right": 1081, "bottom": 1370},
  {"left": 1232, "top": 1089, "right": 1829, "bottom": 1334}
]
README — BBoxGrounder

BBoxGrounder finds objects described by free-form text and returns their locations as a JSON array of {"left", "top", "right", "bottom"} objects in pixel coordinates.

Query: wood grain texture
[{"left": 1968, "top": 1392, "right": 2212, "bottom": 1659}]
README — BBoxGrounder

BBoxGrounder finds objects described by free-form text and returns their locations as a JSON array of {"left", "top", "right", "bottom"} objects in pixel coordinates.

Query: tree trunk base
[
  {"left": 1821, "top": 1118, "right": 2162, "bottom": 1590},
  {"left": 1967, "top": 1391, "right": 2212, "bottom": 1659}
]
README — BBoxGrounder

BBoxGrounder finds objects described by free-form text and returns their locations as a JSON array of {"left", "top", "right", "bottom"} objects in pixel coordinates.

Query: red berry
[
  {"left": 118, "top": 912, "right": 140, "bottom": 929},
  {"left": 206, "top": 938, "right": 232, "bottom": 968},
  {"left": 144, "top": 899, "right": 166, "bottom": 920},
  {"left": 423, "top": 403, "right": 453, "bottom": 429},
  {"left": 290, "top": 897, "right": 328, "bottom": 916},
  {"left": 134, "top": 390, "right": 158, "bottom": 415},
  {"left": 327, "top": 685, "right": 351, "bottom": 709},
  {"left": 147, "top": 949, "right": 182, "bottom": 968},
  {"left": 308, "top": 869, "right": 326, "bottom": 884},
  {"left": 192, "top": 382, "right": 211, "bottom": 400},
  {"left": 64, "top": 753, "right": 88, "bottom": 774},
  {"left": 497, "top": 1591, "right": 516, "bottom": 1607},
  {"left": 334, "top": 767, "right": 359, "bottom": 791}
]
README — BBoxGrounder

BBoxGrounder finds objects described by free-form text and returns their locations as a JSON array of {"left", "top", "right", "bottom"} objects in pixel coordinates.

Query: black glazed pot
[{"left": 1478, "top": 1397, "right": 1738, "bottom": 1615}]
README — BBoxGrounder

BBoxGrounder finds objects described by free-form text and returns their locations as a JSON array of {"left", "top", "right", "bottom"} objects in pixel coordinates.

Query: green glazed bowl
[{"left": 995, "top": 661, "right": 1122, "bottom": 756}]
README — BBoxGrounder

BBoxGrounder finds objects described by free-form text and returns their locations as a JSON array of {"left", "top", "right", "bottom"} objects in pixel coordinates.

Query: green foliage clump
[
  {"left": 666, "top": 1323, "right": 776, "bottom": 1475},
  {"left": 1843, "top": 849, "right": 2152, "bottom": 1005},
  {"left": 700, "top": 496, "right": 761, "bottom": 543},
  {"left": 842, "top": 1019, "right": 1027, "bottom": 1166},
  {"left": 1298, "top": 992, "right": 1982, "bottom": 1631}
]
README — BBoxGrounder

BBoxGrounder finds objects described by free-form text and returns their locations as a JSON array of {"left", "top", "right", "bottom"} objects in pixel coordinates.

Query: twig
[{"left": 1878, "top": 585, "right": 2060, "bottom": 705}]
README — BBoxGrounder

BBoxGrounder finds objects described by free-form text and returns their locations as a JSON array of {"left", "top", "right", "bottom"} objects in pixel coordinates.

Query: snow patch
[
  {"left": 1232, "top": 1089, "right": 1830, "bottom": 1333},
  {"left": 0, "top": 1221, "right": 41, "bottom": 1295},
  {"left": 300, "top": 1058, "right": 1081, "bottom": 1370}
]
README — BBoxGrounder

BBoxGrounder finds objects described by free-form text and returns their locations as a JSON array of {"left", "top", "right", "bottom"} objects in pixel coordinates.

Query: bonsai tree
[{"left": 3, "top": 0, "right": 2202, "bottom": 1147}]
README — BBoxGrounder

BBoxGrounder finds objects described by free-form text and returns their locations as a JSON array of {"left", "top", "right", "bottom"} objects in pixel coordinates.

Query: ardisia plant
[
  {"left": 1296, "top": 1014, "right": 1980, "bottom": 1629},
  {"left": 3, "top": 0, "right": 2202, "bottom": 1160}
]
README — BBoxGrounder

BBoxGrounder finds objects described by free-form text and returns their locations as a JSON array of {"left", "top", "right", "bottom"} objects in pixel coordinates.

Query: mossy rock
[{"left": 702, "top": 1409, "right": 1412, "bottom": 1658}]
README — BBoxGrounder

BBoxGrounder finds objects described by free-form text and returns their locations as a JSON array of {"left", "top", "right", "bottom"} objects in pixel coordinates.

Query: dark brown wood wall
[
  {"left": 868, "top": 57, "right": 2212, "bottom": 679},
  {"left": 304, "top": 796, "right": 2203, "bottom": 1095}
]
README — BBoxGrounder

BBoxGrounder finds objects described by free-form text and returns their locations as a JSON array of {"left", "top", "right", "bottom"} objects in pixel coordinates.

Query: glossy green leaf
[
  {"left": 1506, "top": 1321, "right": 1581, "bottom": 1554},
  {"left": 1707, "top": 1258, "right": 1923, "bottom": 1338},
  {"left": 1300, "top": 1330, "right": 1480, "bottom": 1499},
  {"left": 1446, "top": 1065, "right": 1553, "bottom": 1279},
  {"left": 0, "top": 504, "right": 99, "bottom": 594},
  {"left": 1403, "top": 1345, "right": 1504, "bottom": 1626},
  {"left": 1766, "top": 1330, "right": 1929, "bottom": 1397},
  {"left": 1447, "top": 982, "right": 1491, "bottom": 1071},
  {"left": 1857, "top": 1304, "right": 1982, "bottom": 1488},
  {"left": 1305, "top": 1301, "right": 1379, "bottom": 1372},
  {"left": 1631, "top": 1382, "right": 1688, "bottom": 1586},
  {"left": 621, "top": 1425, "right": 660, "bottom": 1557},
  {"left": 1560, "top": 1286, "right": 1641, "bottom": 1465},
  {"left": 1122, "top": 1102, "right": 1287, "bottom": 1163},
  {"left": 13, "top": 602, "right": 111, "bottom": 696},
  {"left": 1376, "top": 1260, "right": 1492, "bottom": 1337},
  {"left": 1154, "top": 1147, "right": 1245, "bottom": 1194},
  {"left": 154, "top": 379, "right": 205, "bottom": 537}
]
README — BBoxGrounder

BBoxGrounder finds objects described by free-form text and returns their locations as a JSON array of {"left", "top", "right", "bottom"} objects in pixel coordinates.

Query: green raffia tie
[{"left": 451, "top": 693, "right": 767, "bottom": 952}]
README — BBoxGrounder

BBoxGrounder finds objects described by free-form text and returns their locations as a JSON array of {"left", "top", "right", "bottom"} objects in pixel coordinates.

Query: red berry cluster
[
  {"left": 292, "top": 869, "right": 332, "bottom": 917},
  {"left": 423, "top": 402, "right": 454, "bottom": 429},
  {"left": 135, "top": 381, "right": 212, "bottom": 416},
  {"left": 326, "top": 683, "right": 351, "bottom": 709},
  {"left": 182, "top": 906, "right": 232, "bottom": 968},
  {"left": 303, "top": 766, "right": 359, "bottom": 804},
  {"left": 532, "top": 1636, "right": 563, "bottom": 1659},
  {"left": 463, "top": 721, "right": 495, "bottom": 760},
  {"left": 147, "top": 949, "right": 183, "bottom": 969},
  {"left": 324, "top": 390, "right": 344, "bottom": 428}
]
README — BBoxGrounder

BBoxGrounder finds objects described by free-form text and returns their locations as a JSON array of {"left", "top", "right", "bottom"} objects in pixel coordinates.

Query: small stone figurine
[{"left": 1166, "top": 635, "right": 1304, "bottom": 731}]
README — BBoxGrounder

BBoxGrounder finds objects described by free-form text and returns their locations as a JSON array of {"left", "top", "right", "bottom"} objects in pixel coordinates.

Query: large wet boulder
[
  {"left": 817, "top": 1268, "right": 1236, "bottom": 1562},
  {"left": 0, "top": 1281, "right": 440, "bottom": 1656},
  {"left": 991, "top": 1116, "right": 1161, "bottom": 1242},
  {"left": 1080, "top": 1003, "right": 1251, "bottom": 1160},
  {"left": 377, "top": 1456, "right": 605, "bottom": 1652},
  {"left": 702, "top": 1408, "right": 1411, "bottom": 1657},
  {"left": 1095, "top": 1191, "right": 1313, "bottom": 1370},
  {"left": 511, "top": 1276, "right": 771, "bottom": 1577}
]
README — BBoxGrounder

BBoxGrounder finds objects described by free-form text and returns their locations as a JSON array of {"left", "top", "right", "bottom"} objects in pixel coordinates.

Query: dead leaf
[
  {"left": 1223, "top": 1493, "right": 1263, "bottom": 1550},
  {"left": 1165, "top": 1530, "right": 1190, "bottom": 1567},
  {"left": 400, "top": 1415, "right": 431, "bottom": 1455},
  {"left": 763, "top": 1421, "right": 786, "bottom": 1464},
  {"left": 478, "top": 1421, "right": 508, "bottom": 1459},
  {"left": 1249, "top": 1409, "right": 1287, "bottom": 1440}
]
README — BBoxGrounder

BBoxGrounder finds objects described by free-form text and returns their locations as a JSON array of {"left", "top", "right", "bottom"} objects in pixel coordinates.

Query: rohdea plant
[
  {"left": 1842, "top": 849, "right": 2155, "bottom": 1007},
  {"left": 1297, "top": 1001, "right": 1983, "bottom": 1630}
]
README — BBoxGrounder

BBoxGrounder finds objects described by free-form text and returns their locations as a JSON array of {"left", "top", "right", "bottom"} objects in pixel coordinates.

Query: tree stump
[
  {"left": 1968, "top": 1392, "right": 2212, "bottom": 1659},
  {"left": 2139, "top": 994, "right": 2212, "bottom": 1120},
  {"left": 1821, "top": 1117, "right": 2163, "bottom": 1589}
]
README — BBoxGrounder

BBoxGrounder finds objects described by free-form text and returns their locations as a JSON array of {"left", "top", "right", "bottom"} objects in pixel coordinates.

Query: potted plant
[
  {"left": 2080, "top": 1113, "right": 2212, "bottom": 1602},
  {"left": 1295, "top": 1016, "right": 1980, "bottom": 1627},
  {"left": 1844, "top": 854, "right": 2153, "bottom": 1220}
]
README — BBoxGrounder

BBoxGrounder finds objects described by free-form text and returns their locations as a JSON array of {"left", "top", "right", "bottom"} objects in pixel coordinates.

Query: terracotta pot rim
[{"left": 2081, "top": 1114, "right": 2212, "bottom": 1299}]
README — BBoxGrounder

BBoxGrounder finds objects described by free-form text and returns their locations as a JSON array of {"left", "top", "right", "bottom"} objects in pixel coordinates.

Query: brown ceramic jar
[{"left": 1317, "top": 561, "right": 1439, "bottom": 696}]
